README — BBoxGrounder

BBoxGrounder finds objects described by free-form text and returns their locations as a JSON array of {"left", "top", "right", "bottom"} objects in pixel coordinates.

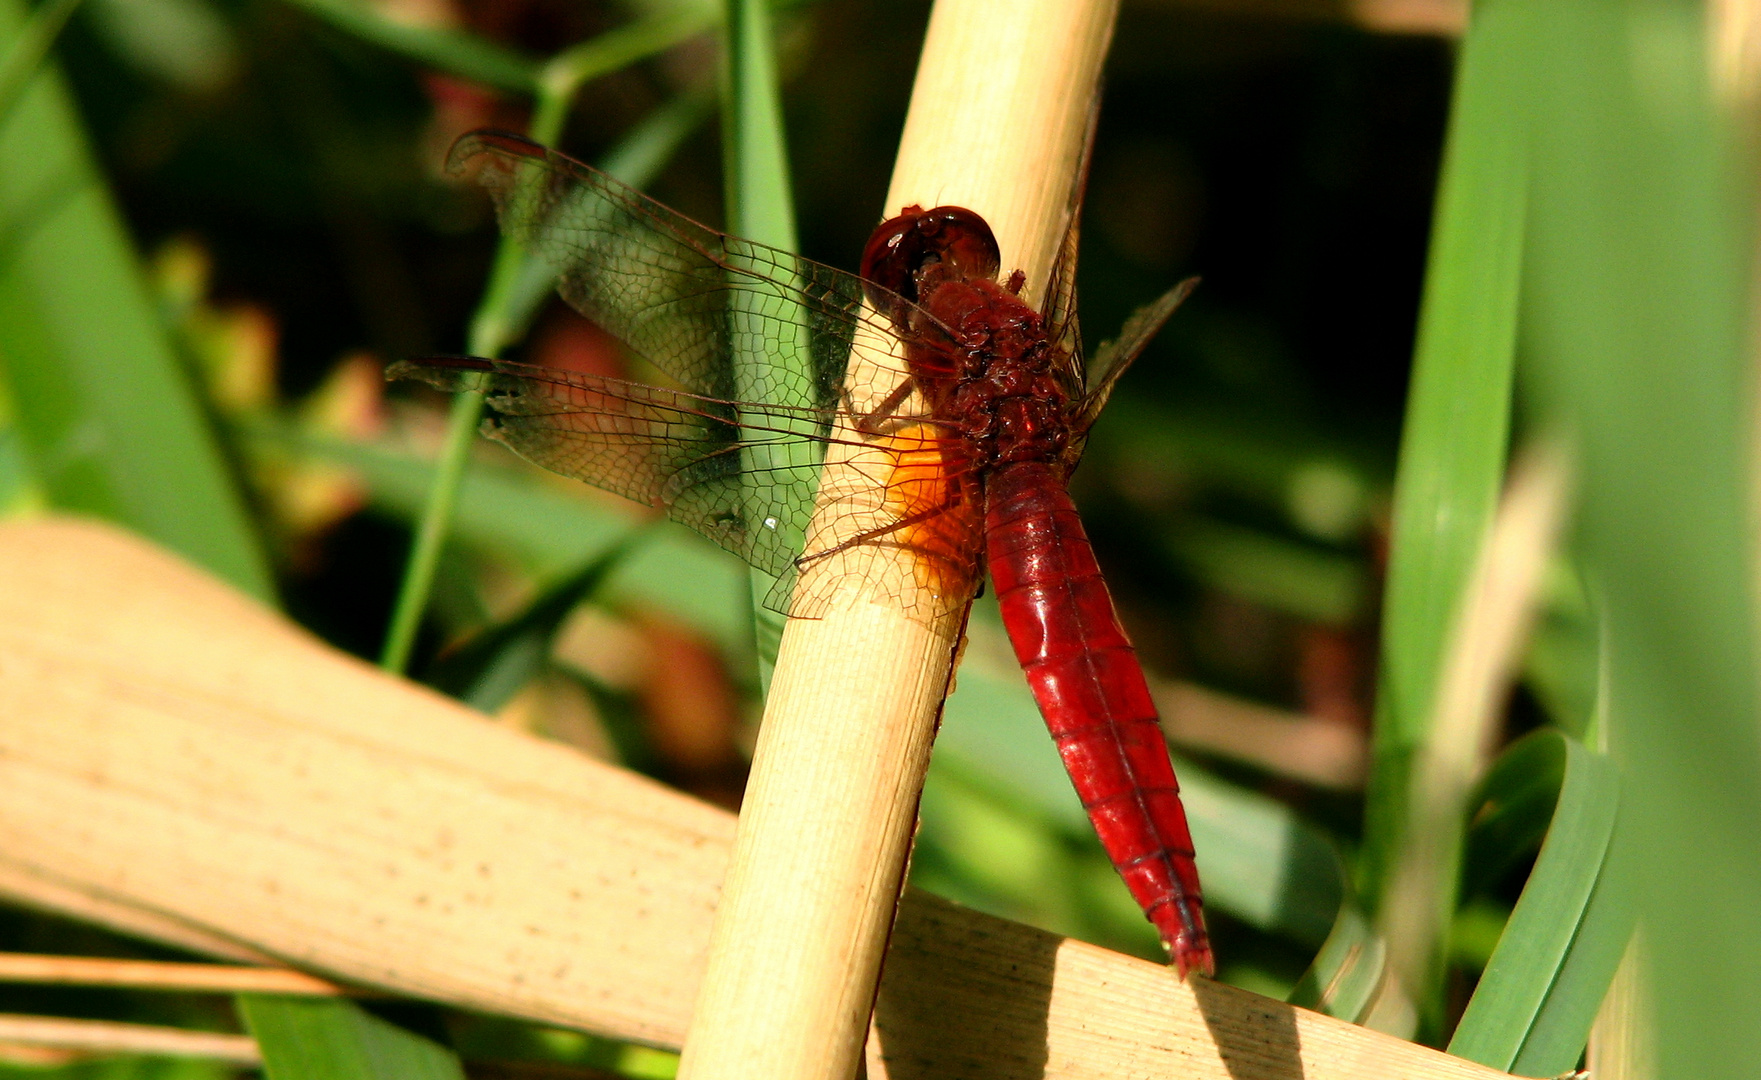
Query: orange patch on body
[{"left": 879, "top": 424, "right": 983, "bottom": 607}]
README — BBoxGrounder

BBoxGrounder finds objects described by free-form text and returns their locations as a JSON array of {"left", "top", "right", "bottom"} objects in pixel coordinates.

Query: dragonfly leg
[
  {"left": 796, "top": 475, "right": 981, "bottom": 596},
  {"left": 845, "top": 376, "right": 919, "bottom": 437}
]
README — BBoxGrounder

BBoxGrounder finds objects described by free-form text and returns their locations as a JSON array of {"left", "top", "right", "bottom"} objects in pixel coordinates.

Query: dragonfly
[{"left": 389, "top": 130, "right": 1212, "bottom": 977}]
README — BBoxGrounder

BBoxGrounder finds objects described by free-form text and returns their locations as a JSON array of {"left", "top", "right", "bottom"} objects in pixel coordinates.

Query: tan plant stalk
[
  {"left": 674, "top": 2, "right": 1120, "bottom": 1077},
  {"left": 0, "top": 953, "right": 351, "bottom": 996},
  {"left": 0, "top": 517, "right": 1515, "bottom": 1079},
  {"left": 0, "top": 1015, "right": 260, "bottom": 1063},
  {"left": 1377, "top": 439, "right": 1573, "bottom": 1012}
]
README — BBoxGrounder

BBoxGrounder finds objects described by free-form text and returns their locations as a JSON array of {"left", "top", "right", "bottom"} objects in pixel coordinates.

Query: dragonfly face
[{"left": 858, "top": 204, "right": 1002, "bottom": 321}]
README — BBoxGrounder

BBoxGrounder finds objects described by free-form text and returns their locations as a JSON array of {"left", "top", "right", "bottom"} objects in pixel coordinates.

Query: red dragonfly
[{"left": 390, "top": 131, "right": 1212, "bottom": 977}]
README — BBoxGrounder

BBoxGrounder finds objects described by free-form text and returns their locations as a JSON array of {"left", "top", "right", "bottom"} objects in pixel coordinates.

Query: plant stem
[
  {"left": 378, "top": 15, "right": 713, "bottom": 675},
  {"left": 720, "top": 0, "right": 799, "bottom": 695}
]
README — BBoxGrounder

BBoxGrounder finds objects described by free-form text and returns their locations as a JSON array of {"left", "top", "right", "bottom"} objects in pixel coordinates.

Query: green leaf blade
[
  {"left": 1361, "top": 0, "right": 1528, "bottom": 914},
  {"left": 1449, "top": 732, "right": 1624, "bottom": 1072},
  {"left": 0, "top": 0, "right": 272, "bottom": 600},
  {"left": 240, "top": 998, "right": 466, "bottom": 1080}
]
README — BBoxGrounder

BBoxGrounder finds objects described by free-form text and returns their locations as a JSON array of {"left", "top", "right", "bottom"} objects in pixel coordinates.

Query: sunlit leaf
[
  {"left": 240, "top": 997, "right": 465, "bottom": 1080},
  {"left": 0, "top": 0, "right": 273, "bottom": 600},
  {"left": 1449, "top": 731, "right": 1625, "bottom": 1074},
  {"left": 1360, "top": 0, "right": 1527, "bottom": 911},
  {"left": 1516, "top": 1, "right": 1761, "bottom": 1072}
]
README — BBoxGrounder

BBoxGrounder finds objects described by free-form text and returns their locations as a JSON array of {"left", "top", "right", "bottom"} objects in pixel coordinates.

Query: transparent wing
[
  {"left": 1041, "top": 216, "right": 1085, "bottom": 396},
  {"left": 1042, "top": 98, "right": 1098, "bottom": 396},
  {"left": 1076, "top": 277, "right": 1199, "bottom": 433},
  {"left": 390, "top": 357, "right": 983, "bottom": 618},
  {"left": 450, "top": 130, "right": 926, "bottom": 410}
]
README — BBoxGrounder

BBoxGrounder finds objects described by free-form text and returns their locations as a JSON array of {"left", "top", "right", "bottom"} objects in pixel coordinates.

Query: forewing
[
  {"left": 1041, "top": 217, "right": 1085, "bottom": 396},
  {"left": 389, "top": 357, "right": 984, "bottom": 620},
  {"left": 429, "top": 131, "right": 983, "bottom": 620},
  {"left": 1041, "top": 98, "right": 1098, "bottom": 395},
  {"left": 450, "top": 131, "right": 912, "bottom": 410},
  {"left": 389, "top": 357, "right": 833, "bottom": 587}
]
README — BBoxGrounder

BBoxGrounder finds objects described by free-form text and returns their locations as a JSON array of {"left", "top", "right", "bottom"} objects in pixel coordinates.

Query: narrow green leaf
[
  {"left": 529, "top": 6, "right": 717, "bottom": 141},
  {"left": 240, "top": 997, "right": 465, "bottom": 1080},
  {"left": 1361, "top": 0, "right": 1527, "bottom": 910},
  {"left": 381, "top": 388, "right": 482, "bottom": 672},
  {"left": 719, "top": 0, "right": 807, "bottom": 694},
  {"left": 1507, "top": 820, "right": 1632, "bottom": 1076},
  {"left": 426, "top": 532, "right": 641, "bottom": 712},
  {"left": 1448, "top": 731, "right": 1624, "bottom": 1073},
  {"left": 0, "top": 0, "right": 273, "bottom": 601}
]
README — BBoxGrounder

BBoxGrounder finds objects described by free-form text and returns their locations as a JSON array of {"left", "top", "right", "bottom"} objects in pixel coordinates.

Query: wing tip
[
  {"left": 446, "top": 128, "right": 548, "bottom": 177},
  {"left": 385, "top": 355, "right": 497, "bottom": 388}
]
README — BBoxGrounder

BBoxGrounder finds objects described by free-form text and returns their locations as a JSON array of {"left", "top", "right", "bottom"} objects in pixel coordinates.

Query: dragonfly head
[{"left": 860, "top": 205, "right": 1001, "bottom": 326}]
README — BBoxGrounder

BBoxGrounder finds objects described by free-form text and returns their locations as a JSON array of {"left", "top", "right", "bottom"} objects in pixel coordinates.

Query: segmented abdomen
[{"left": 984, "top": 460, "right": 1211, "bottom": 977}]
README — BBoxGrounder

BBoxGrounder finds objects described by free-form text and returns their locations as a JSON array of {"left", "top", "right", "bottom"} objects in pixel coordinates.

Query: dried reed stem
[
  {"left": 0, "top": 517, "right": 1513, "bottom": 1080},
  {"left": 674, "top": 2, "right": 1118, "bottom": 1078},
  {"left": 0, "top": 1015, "right": 260, "bottom": 1064},
  {"left": 1378, "top": 439, "right": 1573, "bottom": 1005},
  {"left": 0, "top": 953, "right": 351, "bottom": 996}
]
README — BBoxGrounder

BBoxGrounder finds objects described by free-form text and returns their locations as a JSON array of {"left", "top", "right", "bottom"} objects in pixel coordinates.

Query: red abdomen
[{"left": 984, "top": 460, "right": 1212, "bottom": 977}]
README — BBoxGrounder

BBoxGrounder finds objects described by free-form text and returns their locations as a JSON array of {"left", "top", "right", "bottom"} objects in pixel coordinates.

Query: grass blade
[
  {"left": 379, "top": 387, "right": 482, "bottom": 672},
  {"left": 720, "top": 0, "right": 807, "bottom": 694},
  {"left": 240, "top": 998, "right": 465, "bottom": 1080},
  {"left": 1361, "top": 0, "right": 1526, "bottom": 908},
  {"left": 0, "top": 0, "right": 273, "bottom": 601},
  {"left": 1448, "top": 730, "right": 1625, "bottom": 1072},
  {"left": 529, "top": 6, "right": 717, "bottom": 140}
]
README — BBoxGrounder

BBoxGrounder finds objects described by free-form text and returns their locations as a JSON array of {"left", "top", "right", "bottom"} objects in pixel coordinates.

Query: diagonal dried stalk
[
  {"left": 0, "top": 953, "right": 352, "bottom": 996},
  {"left": 0, "top": 516, "right": 1513, "bottom": 1080},
  {"left": 0, "top": 1015, "right": 260, "bottom": 1063}
]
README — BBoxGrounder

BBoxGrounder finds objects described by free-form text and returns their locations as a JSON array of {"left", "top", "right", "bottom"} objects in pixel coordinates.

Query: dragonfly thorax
[
  {"left": 860, "top": 202, "right": 1077, "bottom": 469},
  {"left": 910, "top": 271, "right": 1072, "bottom": 469}
]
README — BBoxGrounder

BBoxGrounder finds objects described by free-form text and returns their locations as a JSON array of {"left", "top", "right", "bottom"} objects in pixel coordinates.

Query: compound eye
[
  {"left": 919, "top": 206, "right": 1001, "bottom": 283},
  {"left": 859, "top": 204, "right": 1002, "bottom": 324}
]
